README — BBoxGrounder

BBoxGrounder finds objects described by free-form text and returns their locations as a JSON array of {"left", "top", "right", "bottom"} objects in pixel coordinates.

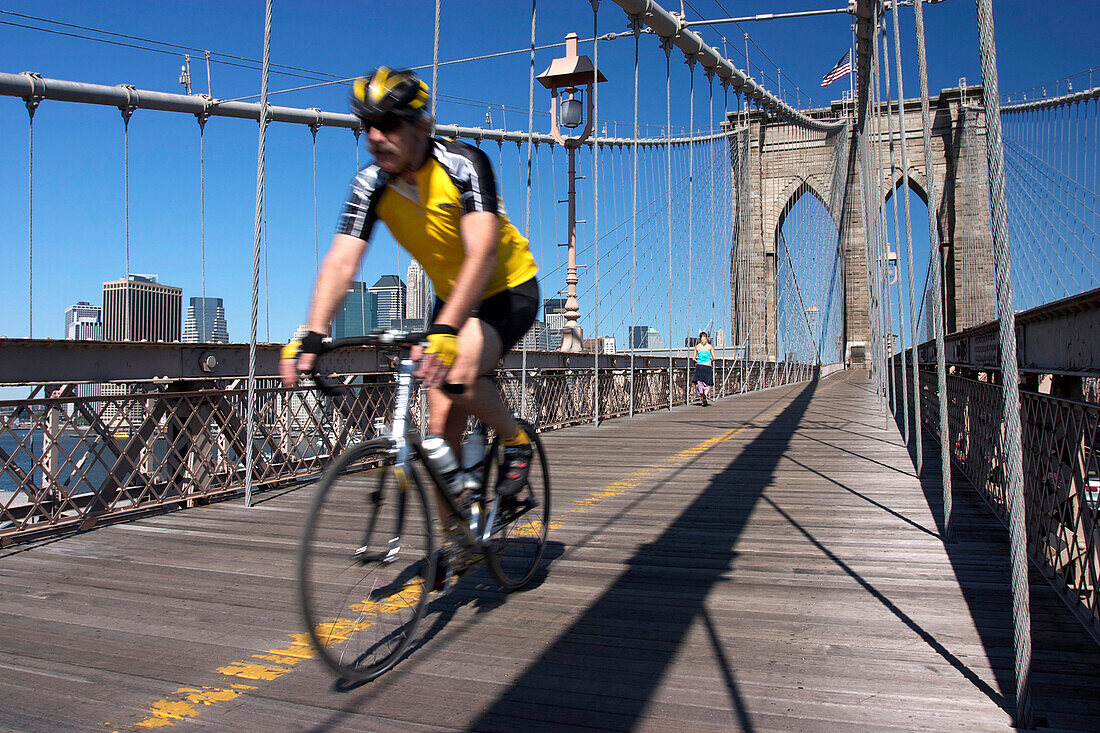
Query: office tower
[
  {"left": 715, "top": 329, "right": 726, "bottom": 349},
  {"left": 405, "top": 259, "right": 431, "bottom": 320},
  {"left": 646, "top": 327, "right": 663, "bottom": 350},
  {"left": 544, "top": 298, "right": 566, "bottom": 350},
  {"left": 182, "top": 297, "right": 229, "bottom": 343},
  {"left": 331, "top": 282, "right": 378, "bottom": 338},
  {"left": 102, "top": 274, "right": 182, "bottom": 342},
  {"left": 65, "top": 301, "right": 102, "bottom": 341},
  {"left": 518, "top": 320, "right": 549, "bottom": 350},
  {"left": 64, "top": 301, "right": 103, "bottom": 411},
  {"left": 369, "top": 275, "right": 406, "bottom": 329},
  {"left": 630, "top": 325, "right": 650, "bottom": 350}
]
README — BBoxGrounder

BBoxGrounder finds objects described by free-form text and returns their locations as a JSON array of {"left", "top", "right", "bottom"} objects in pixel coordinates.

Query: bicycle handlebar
[
  {"left": 315, "top": 330, "right": 429, "bottom": 354},
  {"left": 304, "top": 329, "right": 467, "bottom": 396}
]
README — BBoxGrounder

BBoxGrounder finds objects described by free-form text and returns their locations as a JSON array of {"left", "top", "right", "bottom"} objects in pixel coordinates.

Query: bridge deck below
[{"left": 2, "top": 371, "right": 1099, "bottom": 732}]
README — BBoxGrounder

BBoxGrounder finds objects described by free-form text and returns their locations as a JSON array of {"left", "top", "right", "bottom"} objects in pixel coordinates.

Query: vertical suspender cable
[
  {"left": 629, "top": 16, "right": 639, "bottom": 417},
  {"left": 974, "top": 0, "right": 1033, "bottom": 725},
  {"left": 25, "top": 88, "right": 38, "bottom": 339},
  {"left": 199, "top": 110, "right": 208, "bottom": 341},
  {"left": 246, "top": 0, "right": 273, "bottom": 508},
  {"left": 914, "top": 0, "right": 954, "bottom": 542},
  {"left": 665, "top": 42, "right": 673, "bottom": 410},
  {"left": 523, "top": 0, "right": 535, "bottom": 422},
  {"left": 431, "top": 0, "right": 441, "bottom": 132},
  {"left": 311, "top": 114, "right": 319, "bottom": 275},
  {"left": 891, "top": 0, "right": 923, "bottom": 473},
  {"left": 881, "top": 29, "right": 907, "bottom": 438},
  {"left": 687, "top": 60, "right": 695, "bottom": 394},
  {"left": 121, "top": 89, "right": 135, "bottom": 341},
  {"left": 591, "top": 0, "right": 601, "bottom": 425}
]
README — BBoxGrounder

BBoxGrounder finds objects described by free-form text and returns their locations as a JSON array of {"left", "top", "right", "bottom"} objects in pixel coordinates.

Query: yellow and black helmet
[{"left": 350, "top": 67, "right": 430, "bottom": 124}]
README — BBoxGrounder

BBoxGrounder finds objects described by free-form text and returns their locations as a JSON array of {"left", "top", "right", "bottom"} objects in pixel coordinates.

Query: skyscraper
[
  {"left": 518, "top": 319, "right": 549, "bottom": 350},
  {"left": 64, "top": 301, "right": 103, "bottom": 410},
  {"left": 405, "top": 259, "right": 431, "bottom": 320},
  {"left": 544, "top": 298, "right": 566, "bottom": 350},
  {"left": 102, "top": 274, "right": 182, "bottom": 342},
  {"left": 65, "top": 301, "right": 102, "bottom": 341},
  {"left": 630, "top": 325, "right": 650, "bottom": 350},
  {"left": 332, "top": 282, "right": 378, "bottom": 338},
  {"left": 369, "top": 275, "right": 406, "bottom": 329},
  {"left": 182, "top": 297, "right": 229, "bottom": 343}
]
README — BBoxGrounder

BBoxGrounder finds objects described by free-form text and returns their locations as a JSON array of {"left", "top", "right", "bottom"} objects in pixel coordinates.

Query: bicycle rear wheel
[
  {"left": 484, "top": 420, "right": 550, "bottom": 590},
  {"left": 298, "top": 439, "right": 435, "bottom": 682}
]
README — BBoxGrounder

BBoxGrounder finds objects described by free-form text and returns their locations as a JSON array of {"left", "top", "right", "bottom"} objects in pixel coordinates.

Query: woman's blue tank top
[{"left": 697, "top": 346, "right": 713, "bottom": 364}]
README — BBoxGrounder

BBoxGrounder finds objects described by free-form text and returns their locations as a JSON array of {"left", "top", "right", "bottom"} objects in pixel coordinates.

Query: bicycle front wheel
[
  {"left": 484, "top": 420, "right": 550, "bottom": 590},
  {"left": 298, "top": 440, "right": 435, "bottom": 682}
]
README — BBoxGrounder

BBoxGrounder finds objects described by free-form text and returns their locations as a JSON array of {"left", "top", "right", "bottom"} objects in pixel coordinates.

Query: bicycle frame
[{"left": 378, "top": 357, "right": 485, "bottom": 552}]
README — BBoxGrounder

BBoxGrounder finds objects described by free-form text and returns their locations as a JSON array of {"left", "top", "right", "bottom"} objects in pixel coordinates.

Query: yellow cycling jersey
[{"left": 336, "top": 137, "right": 538, "bottom": 301}]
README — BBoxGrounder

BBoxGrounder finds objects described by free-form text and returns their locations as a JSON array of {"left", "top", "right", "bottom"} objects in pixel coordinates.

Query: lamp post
[{"left": 537, "top": 33, "right": 607, "bottom": 352}]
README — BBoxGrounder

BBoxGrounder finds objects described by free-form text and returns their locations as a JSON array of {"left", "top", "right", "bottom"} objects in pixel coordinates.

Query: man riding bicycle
[{"left": 280, "top": 67, "right": 539, "bottom": 567}]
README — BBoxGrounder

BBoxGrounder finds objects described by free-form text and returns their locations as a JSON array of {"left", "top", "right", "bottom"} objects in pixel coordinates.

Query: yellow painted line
[{"left": 114, "top": 415, "right": 772, "bottom": 730}]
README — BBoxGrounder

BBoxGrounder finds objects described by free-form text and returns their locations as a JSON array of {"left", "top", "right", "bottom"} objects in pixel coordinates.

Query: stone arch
[{"left": 768, "top": 174, "right": 838, "bottom": 244}]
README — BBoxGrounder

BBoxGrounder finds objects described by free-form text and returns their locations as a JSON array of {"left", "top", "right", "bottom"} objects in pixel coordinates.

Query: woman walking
[{"left": 693, "top": 331, "right": 714, "bottom": 406}]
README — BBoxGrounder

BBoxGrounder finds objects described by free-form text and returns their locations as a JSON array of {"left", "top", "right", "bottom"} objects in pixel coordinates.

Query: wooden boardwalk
[{"left": 2, "top": 370, "right": 1099, "bottom": 732}]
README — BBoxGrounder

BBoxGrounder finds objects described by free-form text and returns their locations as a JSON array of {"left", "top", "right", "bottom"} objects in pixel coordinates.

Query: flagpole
[{"left": 849, "top": 23, "right": 855, "bottom": 114}]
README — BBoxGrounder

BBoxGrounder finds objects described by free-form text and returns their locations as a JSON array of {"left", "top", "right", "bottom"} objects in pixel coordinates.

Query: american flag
[{"left": 820, "top": 51, "right": 852, "bottom": 87}]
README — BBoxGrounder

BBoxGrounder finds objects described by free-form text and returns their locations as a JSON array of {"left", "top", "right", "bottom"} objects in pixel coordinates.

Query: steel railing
[
  {"left": 893, "top": 356, "right": 1100, "bottom": 640},
  {"left": 1, "top": 353, "right": 820, "bottom": 544}
]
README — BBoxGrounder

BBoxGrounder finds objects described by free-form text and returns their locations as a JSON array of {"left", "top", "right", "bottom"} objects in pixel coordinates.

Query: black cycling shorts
[{"left": 431, "top": 277, "right": 539, "bottom": 354}]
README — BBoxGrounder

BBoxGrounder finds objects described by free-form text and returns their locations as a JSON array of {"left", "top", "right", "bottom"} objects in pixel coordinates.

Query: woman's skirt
[{"left": 693, "top": 362, "right": 713, "bottom": 388}]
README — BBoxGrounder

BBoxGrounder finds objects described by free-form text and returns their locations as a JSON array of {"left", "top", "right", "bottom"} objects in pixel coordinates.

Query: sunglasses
[{"left": 364, "top": 114, "right": 404, "bottom": 133}]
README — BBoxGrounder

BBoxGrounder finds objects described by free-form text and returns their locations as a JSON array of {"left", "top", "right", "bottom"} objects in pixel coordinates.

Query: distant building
[
  {"left": 182, "top": 297, "right": 229, "bottom": 343},
  {"left": 332, "top": 282, "right": 378, "bottom": 338},
  {"left": 391, "top": 317, "right": 426, "bottom": 333},
  {"left": 65, "top": 301, "right": 102, "bottom": 341},
  {"left": 518, "top": 320, "right": 550, "bottom": 350},
  {"left": 715, "top": 329, "right": 726, "bottom": 348},
  {"left": 405, "top": 259, "right": 431, "bottom": 320},
  {"left": 102, "top": 274, "right": 182, "bottom": 342},
  {"left": 684, "top": 336, "right": 699, "bottom": 348},
  {"left": 630, "top": 325, "right": 650, "bottom": 350},
  {"left": 544, "top": 298, "right": 566, "bottom": 350},
  {"left": 369, "top": 275, "right": 406, "bottom": 329},
  {"left": 580, "top": 336, "right": 616, "bottom": 354},
  {"left": 646, "top": 327, "right": 663, "bottom": 350},
  {"left": 64, "top": 301, "right": 103, "bottom": 410}
]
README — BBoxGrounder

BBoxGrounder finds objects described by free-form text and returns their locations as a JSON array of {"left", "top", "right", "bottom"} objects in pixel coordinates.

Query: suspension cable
[
  {"left": 245, "top": 0, "right": 273, "bottom": 508},
  {"left": 591, "top": 0, "right": 601, "bottom": 426},
  {"left": 890, "top": 0, "right": 922, "bottom": 474},
  {"left": 975, "top": 0, "right": 1033, "bottom": 725},
  {"left": 913, "top": 0, "right": 953, "bottom": 543},
  {"left": 629, "top": 14, "right": 640, "bottom": 416},
  {"left": 24, "top": 78, "right": 40, "bottom": 338}
]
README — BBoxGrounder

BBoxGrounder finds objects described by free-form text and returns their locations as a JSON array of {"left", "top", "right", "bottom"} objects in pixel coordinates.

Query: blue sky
[{"left": 0, "top": 0, "right": 1097, "bottom": 351}]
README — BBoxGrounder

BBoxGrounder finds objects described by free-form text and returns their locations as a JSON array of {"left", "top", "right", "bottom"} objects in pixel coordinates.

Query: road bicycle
[{"left": 296, "top": 331, "right": 550, "bottom": 682}]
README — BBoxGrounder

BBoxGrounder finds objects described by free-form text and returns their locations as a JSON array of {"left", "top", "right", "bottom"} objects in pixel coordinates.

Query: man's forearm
[
  {"left": 307, "top": 234, "right": 369, "bottom": 335},
  {"left": 435, "top": 212, "right": 499, "bottom": 329}
]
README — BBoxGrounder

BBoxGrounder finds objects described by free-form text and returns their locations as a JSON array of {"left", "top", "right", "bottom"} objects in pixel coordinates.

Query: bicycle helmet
[{"left": 350, "top": 67, "right": 430, "bottom": 124}]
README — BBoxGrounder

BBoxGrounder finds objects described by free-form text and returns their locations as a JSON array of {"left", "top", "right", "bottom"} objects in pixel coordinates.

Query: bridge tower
[{"left": 729, "top": 85, "right": 996, "bottom": 363}]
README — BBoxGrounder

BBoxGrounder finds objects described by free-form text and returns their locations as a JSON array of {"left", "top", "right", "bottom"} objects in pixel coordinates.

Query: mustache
[{"left": 370, "top": 141, "right": 400, "bottom": 156}]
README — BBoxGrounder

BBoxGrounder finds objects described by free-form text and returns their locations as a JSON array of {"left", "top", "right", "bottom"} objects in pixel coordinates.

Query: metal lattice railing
[
  {"left": 1, "top": 356, "right": 816, "bottom": 544},
  {"left": 907, "top": 362, "right": 1100, "bottom": 638}
]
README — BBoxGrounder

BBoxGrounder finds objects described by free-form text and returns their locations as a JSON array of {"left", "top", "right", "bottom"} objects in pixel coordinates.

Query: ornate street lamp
[{"left": 537, "top": 32, "right": 607, "bottom": 352}]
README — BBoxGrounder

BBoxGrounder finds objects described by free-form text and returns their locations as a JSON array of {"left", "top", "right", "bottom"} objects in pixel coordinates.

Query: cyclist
[{"left": 280, "top": 67, "right": 539, "bottom": 573}]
